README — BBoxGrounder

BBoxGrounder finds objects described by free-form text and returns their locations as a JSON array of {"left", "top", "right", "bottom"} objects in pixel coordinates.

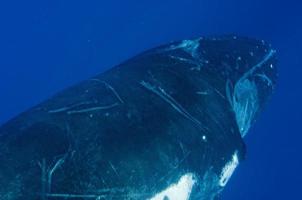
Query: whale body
[{"left": 0, "top": 35, "right": 277, "bottom": 200}]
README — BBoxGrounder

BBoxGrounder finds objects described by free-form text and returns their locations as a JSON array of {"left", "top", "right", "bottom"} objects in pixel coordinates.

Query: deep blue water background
[{"left": 0, "top": 0, "right": 301, "bottom": 199}]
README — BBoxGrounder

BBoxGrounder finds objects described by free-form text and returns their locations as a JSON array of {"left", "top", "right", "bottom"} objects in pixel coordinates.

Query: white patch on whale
[
  {"left": 219, "top": 151, "right": 239, "bottom": 187},
  {"left": 149, "top": 173, "right": 196, "bottom": 200}
]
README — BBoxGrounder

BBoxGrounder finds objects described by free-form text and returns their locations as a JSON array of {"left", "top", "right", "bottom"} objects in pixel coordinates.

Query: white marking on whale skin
[
  {"left": 149, "top": 173, "right": 196, "bottom": 200},
  {"left": 237, "top": 49, "right": 276, "bottom": 83},
  {"left": 232, "top": 79, "right": 258, "bottom": 136},
  {"left": 48, "top": 101, "right": 96, "bottom": 114},
  {"left": 45, "top": 193, "right": 105, "bottom": 199},
  {"left": 169, "top": 55, "right": 202, "bottom": 69},
  {"left": 219, "top": 151, "right": 239, "bottom": 187},
  {"left": 169, "top": 55, "right": 190, "bottom": 62},
  {"left": 226, "top": 49, "right": 276, "bottom": 137},
  {"left": 140, "top": 81, "right": 207, "bottom": 131},
  {"left": 66, "top": 103, "right": 119, "bottom": 115},
  {"left": 254, "top": 73, "right": 273, "bottom": 86},
  {"left": 90, "top": 79, "right": 124, "bottom": 104},
  {"left": 48, "top": 80, "right": 124, "bottom": 115},
  {"left": 196, "top": 91, "right": 209, "bottom": 95},
  {"left": 167, "top": 38, "right": 201, "bottom": 59}
]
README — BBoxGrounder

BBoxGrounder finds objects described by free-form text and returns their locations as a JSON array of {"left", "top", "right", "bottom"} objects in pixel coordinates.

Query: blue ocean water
[{"left": 0, "top": 0, "right": 301, "bottom": 199}]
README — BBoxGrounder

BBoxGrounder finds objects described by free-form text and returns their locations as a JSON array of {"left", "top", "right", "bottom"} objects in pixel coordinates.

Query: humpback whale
[{"left": 0, "top": 35, "right": 277, "bottom": 200}]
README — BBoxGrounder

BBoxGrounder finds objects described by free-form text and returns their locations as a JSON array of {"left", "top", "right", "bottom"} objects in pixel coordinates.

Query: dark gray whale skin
[{"left": 0, "top": 35, "right": 277, "bottom": 200}]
